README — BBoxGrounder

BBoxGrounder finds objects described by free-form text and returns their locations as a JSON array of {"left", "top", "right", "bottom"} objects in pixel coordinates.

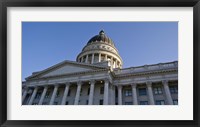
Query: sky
[{"left": 22, "top": 22, "right": 178, "bottom": 81}]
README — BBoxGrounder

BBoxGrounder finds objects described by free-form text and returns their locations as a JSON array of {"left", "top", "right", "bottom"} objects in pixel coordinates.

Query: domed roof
[{"left": 87, "top": 30, "right": 115, "bottom": 46}]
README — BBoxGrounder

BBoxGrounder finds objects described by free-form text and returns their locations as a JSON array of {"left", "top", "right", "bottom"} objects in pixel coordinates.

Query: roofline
[
  {"left": 119, "top": 61, "right": 178, "bottom": 71},
  {"left": 26, "top": 68, "right": 109, "bottom": 81},
  {"left": 25, "top": 60, "right": 108, "bottom": 80}
]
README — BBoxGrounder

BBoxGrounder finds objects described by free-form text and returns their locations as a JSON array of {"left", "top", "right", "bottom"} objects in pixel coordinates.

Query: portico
[{"left": 23, "top": 78, "right": 112, "bottom": 105}]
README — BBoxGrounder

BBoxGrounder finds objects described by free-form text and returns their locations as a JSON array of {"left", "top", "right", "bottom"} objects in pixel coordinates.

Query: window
[
  {"left": 153, "top": 87, "right": 163, "bottom": 95},
  {"left": 65, "top": 101, "right": 68, "bottom": 105},
  {"left": 99, "top": 99, "right": 103, "bottom": 105},
  {"left": 138, "top": 88, "right": 147, "bottom": 96},
  {"left": 125, "top": 102, "right": 133, "bottom": 105},
  {"left": 68, "top": 89, "right": 71, "bottom": 96},
  {"left": 169, "top": 85, "right": 178, "bottom": 94},
  {"left": 45, "top": 91, "right": 50, "bottom": 98},
  {"left": 56, "top": 90, "right": 60, "bottom": 97},
  {"left": 124, "top": 89, "right": 132, "bottom": 96},
  {"left": 173, "top": 99, "right": 178, "bottom": 105},
  {"left": 100, "top": 87, "right": 104, "bottom": 94},
  {"left": 35, "top": 92, "right": 41, "bottom": 99},
  {"left": 155, "top": 100, "right": 165, "bottom": 105},
  {"left": 87, "top": 88, "right": 90, "bottom": 95},
  {"left": 140, "top": 101, "right": 148, "bottom": 105}
]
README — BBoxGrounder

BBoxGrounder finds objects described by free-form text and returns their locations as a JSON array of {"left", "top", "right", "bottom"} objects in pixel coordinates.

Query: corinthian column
[
  {"left": 28, "top": 87, "right": 38, "bottom": 105},
  {"left": 74, "top": 81, "right": 82, "bottom": 105},
  {"left": 88, "top": 80, "right": 95, "bottom": 105},
  {"left": 99, "top": 53, "right": 101, "bottom": 62},
  {"left": 85, "top": 55, "right": 88, "bottom": 63},
  {"left": 91, "top": 54, "right": 94, "bottom": 64},
  {"left": 146, "top": 82, "right": 155, "bottom": 105},
  {"left": 22, "top": 87, "right": 28, "bottom": 104},
  {"left": 117, "top": 85, "right": 122, "bottom": 105},
  {"left": 38, "top": 86, "right": 48, "bottom": 105},
  {"left": 163, "top": 80, "right": 173, "bottom": 105},
  {"left": 103, "top": 79, "right": 109, "bottom": 105},
  {"left": 49, "top": 85, "right": 59, "bottom": 105},
  {"left": 61, "top": 83, "right": 70, "bottom": 105},
  {"left": 131, "top": 84, "right": 138, "bottom": 105}
]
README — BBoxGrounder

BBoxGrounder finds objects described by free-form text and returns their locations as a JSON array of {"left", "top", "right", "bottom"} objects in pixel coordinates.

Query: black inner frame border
[{"left": 0, "top": 0, "right": 199, "bottom": 127}]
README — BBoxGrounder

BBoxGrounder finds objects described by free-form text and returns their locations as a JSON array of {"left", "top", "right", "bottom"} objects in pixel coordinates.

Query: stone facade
[{"left": 22, "top": 30, "right": 178, "bottom": 105}]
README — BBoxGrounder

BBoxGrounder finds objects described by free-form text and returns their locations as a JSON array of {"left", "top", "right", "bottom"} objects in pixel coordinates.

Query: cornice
[
  {"left": 82, "top": 41, "right": 119, "bottom": 53},
  {"left": 26, "top": 60, "right": 108, "bottom": 80},
  {"left": 76, "top": 49, "right": 123, "bottom": 63},
  {"left": 113, "top": 68, "right": 178, "bottom": 79},
  {"left": 27, "top": 68, "right": 109, "bottom": 82}
]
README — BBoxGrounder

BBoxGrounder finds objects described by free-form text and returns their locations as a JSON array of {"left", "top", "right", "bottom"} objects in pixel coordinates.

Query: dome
[
  {"left": 87, "top": 30, "right": 115, "bottom": 46},
  {"left": 76, "top": 30, "right": 123, "bottom": 69}
]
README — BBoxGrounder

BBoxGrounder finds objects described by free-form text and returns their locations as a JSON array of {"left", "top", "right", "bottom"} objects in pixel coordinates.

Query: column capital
[
  {"left": 77, "top": 81, "right": 82, "bottom": 86},
  {"left": 117, "top": 85, "right": 122, "bottom": 89},
  {"left": 43, "top": 85, "right": 48, "bottom": 89},
  {"left": 90, "top": 80, "right": 95, "bottom": 85},
  {"left": 32, "top": 86, "right": 39, "bottom": 90},
  {"left": 146, "top": 81, "right": 152, "bottom": 87},
  {"left": 33, "top": 85, "right": 39, "bottom": 88},
  {"left": 162, "top": 80, "right": 168, "bottom": 85},
  {"left": 104, "top": 78, "right": 109, "bottom": 83},
  {"left": 64, "top": 82, "right": 71, "bottom": 86},
  {"left": 131, "top": 83, "right": 137, "bottom": 88},
  {"left": 54, "top": 84, "right": 59, "bottom": 88}
]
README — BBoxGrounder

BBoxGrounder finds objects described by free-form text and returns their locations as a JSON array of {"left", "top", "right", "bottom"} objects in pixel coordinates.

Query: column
[
  {"left": 81, "top": 57, "right": 83, "bottom": 62},
  {"left": 49, "top": 85, "right": 59, "bottom": 105},
  {"left": 91, "top": 53, "right": 94, "bottom": 64},
  {"left": 85, "top": 55, "right": 88, "bottom": 63},
  {"left": 131, "top": 84, "right": 138, "bottom": 105},
  {"left": 22, "top": 87, "right": 28, "bottom": 104},
  {"left": 113, "top": 60, "right": 116, "bottom": 68},
  {"left": 117, "top": 85, "right": 122, "bottom": 105},
  {"left": 61, "top": 83, "right": 70, "bottom": 105},
  {"left": 74, "top": 81, "right": 82, "bottom": 105},
  {"left": 105, "top": 54, "right": 108, "bottom": 61},
  {"left": 103, "top": 79, "right": 109, "bottom": 105},
  {"left": 38, "top": 86, "right": 48, "bottom": 105},
  {"left": 146, "top": 82, "right": 155, "bottom": 105},
  {"left": 111, "top": 57, "right": 113, "bottom": 67},
  {"left": 99, "top": 53, "right": 101, "bottom": 62},
  {"left": 163, "top": 80, "right": 173, "bottom": 105},
  {"left": 116, "top": 61, "right": 118, "bottom": 68},
  {"left": 28, "top": 87, "right": 38, "bottom": 105},
  {"left": 88, "top": 80, "right": 95, "bottom": 105}
]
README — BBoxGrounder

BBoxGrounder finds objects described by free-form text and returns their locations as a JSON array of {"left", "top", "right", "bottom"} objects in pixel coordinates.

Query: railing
[{"left": 114, "top": 61, "right": 178, "bottom": 75}]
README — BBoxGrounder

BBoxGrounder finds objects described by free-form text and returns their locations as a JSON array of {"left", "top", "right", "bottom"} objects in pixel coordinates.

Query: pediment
[{"left": 26, "top": 60, "right": 106, "bottom": 79}]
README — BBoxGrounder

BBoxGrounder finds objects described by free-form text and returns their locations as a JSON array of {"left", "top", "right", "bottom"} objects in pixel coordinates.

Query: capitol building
[{"left": 22, "top": 30, "right": 178, "bottom": 105}]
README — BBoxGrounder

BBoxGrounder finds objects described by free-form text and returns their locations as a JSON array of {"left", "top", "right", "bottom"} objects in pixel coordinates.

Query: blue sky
[{"left": 22, "top": 22, "right": 178, "bottom": 81}]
